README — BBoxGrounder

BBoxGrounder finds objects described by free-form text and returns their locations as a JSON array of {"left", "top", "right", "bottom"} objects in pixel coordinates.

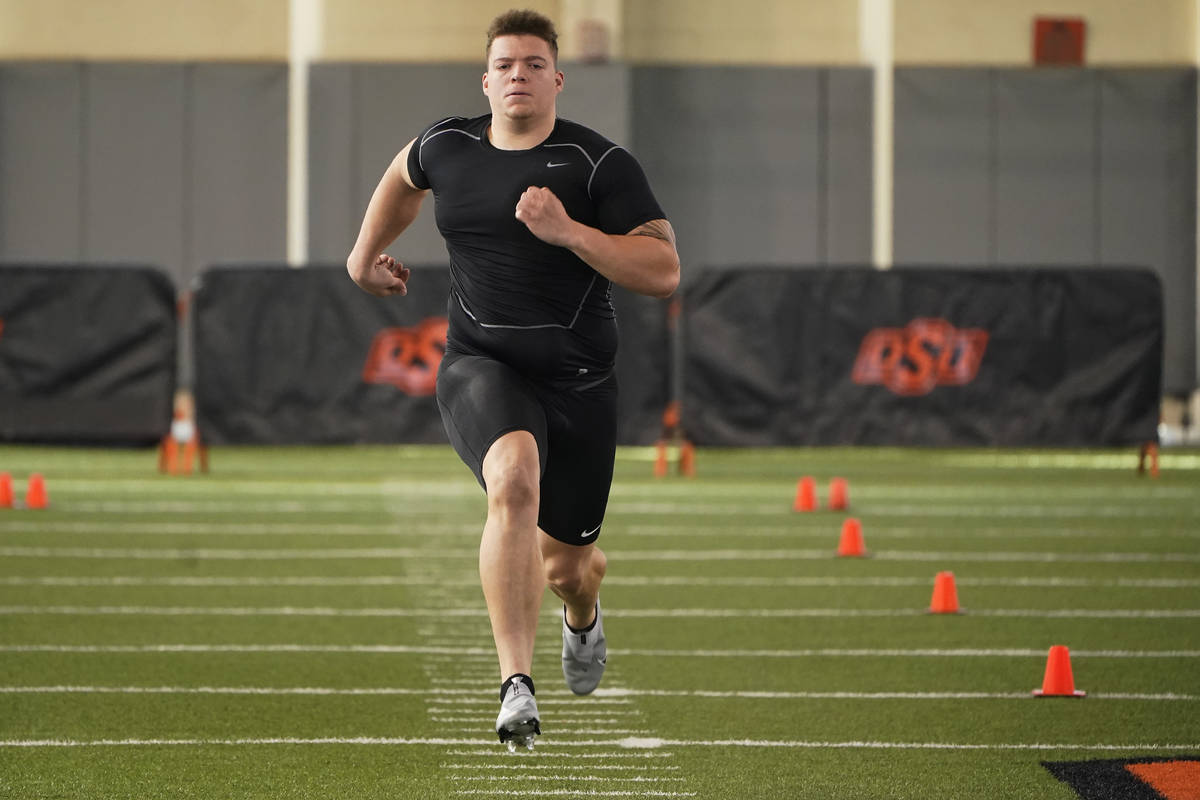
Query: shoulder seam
[{"left": 418, "top": 117, "right": 478, "bottom": 173}]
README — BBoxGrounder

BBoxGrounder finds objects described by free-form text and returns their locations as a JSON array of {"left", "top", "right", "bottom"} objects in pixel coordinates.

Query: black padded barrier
[
  {"left": 682, "top": 266, "right": 1162, "bottom": 447},
  {"left": 0, "top": 265, "right": 177, "bottom": 443}
]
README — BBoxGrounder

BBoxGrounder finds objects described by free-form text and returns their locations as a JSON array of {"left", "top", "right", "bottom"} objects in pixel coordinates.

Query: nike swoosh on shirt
[
  {"left": 580, "top": 523, "right": 601, "bottom": 538},
  {"left": 546, "top": 161, "right": 570, "bottom": 168}
]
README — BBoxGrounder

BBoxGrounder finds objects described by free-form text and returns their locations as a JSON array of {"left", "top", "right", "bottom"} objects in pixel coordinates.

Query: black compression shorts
[{"left": 435, "top": 349, "right": 617, "bottom": 546}]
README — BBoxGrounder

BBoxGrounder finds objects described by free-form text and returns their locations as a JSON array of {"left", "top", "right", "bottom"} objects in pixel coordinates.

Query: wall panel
[
  {"left": 994, "top": 71, "right": 1097, "bottom": 265},
  {"left": 190, "top": 64, "right": 288, "bottom": 279},
  {"left": 894, "top": 69, "right": 993, "bottom": 264},
  {"left": 83, "top": 64, "right": 186, "bottom": 271},
  {"left": 0, "top": 64, "right": 83, "bottom": 259}
]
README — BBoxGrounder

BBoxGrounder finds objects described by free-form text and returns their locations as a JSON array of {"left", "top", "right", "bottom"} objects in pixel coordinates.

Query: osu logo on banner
[
  {"left": 851, "top": 318, "right": 989, "bottom": 397},
  {"left": 361, "top": 317, "right": 448, "bottom": 396}
]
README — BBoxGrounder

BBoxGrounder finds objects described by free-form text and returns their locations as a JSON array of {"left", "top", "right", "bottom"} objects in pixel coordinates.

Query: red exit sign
[{"left": 1034, "top": 17, "right": 1086, "bottom": 66}]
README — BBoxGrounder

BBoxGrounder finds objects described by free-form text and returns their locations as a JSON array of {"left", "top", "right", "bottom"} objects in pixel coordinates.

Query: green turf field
[{"left": 1, "top": 444, "right": 1198, "bottom": 799}]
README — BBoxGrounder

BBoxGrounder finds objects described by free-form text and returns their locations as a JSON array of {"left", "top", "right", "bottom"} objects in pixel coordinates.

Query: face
[{"left": 483, "top": 34, "right": 563, "bottom": 123}]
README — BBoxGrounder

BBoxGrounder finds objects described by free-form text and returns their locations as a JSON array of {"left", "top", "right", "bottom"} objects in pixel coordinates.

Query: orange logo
[
  {"left": 851, "top": 318, "right": 989, "bottom": 397},
  {"left": 361, "top": 317, "right": 448, "bottom": 396}
]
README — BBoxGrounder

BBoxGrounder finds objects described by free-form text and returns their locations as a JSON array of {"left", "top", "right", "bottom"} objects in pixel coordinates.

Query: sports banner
[
  {"left": 194, "top": 266, "right": 451, "bottom": 444},
  {"left": 682, "top": 267, "right": 1162, "bottom": 446},
  {"left": 194, "top": 267, "right": 670, "bottom": 445},
  {"left": 0, "top": 265, "right": 176, "bottom": 443}
]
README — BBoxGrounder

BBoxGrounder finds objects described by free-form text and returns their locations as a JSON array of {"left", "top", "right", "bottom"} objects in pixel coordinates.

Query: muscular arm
[
  {"left": 515, "top": 187, "right": 680, "bottom": 299},
  {"left": 347, "top": 138, "right": 428, "bottom": 297}
]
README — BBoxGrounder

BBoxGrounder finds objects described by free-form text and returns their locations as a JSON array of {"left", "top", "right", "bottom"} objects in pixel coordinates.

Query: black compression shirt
[{"left": 407, "top": 114, "right": 665, "bottom": 382}]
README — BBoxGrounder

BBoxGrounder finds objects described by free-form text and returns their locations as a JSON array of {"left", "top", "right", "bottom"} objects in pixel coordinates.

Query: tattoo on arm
[{"left": 629, "top": 219, "right": 677, "bottom": 247}]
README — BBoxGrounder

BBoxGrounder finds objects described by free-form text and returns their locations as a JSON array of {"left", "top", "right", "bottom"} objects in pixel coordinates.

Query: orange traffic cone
[
  {"left": 159, "top": 434, "right": 179, "bottom": 474},
  {"left": 928, "top": 571, "right": 962, "bottom": 614},
  {"left": 0, "top": 472, "right": 13, "bottom": 509},
  {"left": 25, "top": 473, "right": 48, "bottom": 510},
  {"left": 653, "top": 441, "right": 668, "bottom": 478},
  {"left": 836, "top": 518, "right": 867, "bottom": 557},
  {"left": 793, "top": 477, "right": 816, "bottom": 512},
  {"left": 828, "top": 477, "right": 849, "bottom": 511},
  {"left": 678, "top": 440, "right": 696, "bottom": 477},
  {"left": 1033, "top": 645, "right": 1086, "bottom": 697}
]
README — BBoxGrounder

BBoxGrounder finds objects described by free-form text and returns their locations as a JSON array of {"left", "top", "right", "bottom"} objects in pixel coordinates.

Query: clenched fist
[{"left": 515, "top": 186, "right": 578, "bottom": 248}]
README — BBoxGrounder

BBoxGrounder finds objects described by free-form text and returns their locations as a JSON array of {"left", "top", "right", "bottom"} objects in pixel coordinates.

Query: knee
[
  {"left": 545, "top": 557, "right": 587, "bottom": 599},
  {"left": 486, "top": 463, "right": 538, "bottom": 518}
]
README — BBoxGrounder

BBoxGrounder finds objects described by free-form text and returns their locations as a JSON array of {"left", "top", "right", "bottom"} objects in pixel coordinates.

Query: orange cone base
[
  {"left": 1032, "top": 688, "right": 1086, "bottom": 698},
  {"left": 1033, "top": 645, "right": 1086, "bottom": 697},
  {"left": 0, "top": 472, "right": 13, "bottom": 509},
  {"left": 836, "top": 518, "right": 868, "bottom": 557},
  {"left": 927, "top": 571, "right": 963, "bottom": 614},
  {"left": 25, "top": 473, "right": 48, "bottom": 510},
  {"left": 794, "top": 477, "right": 817, "bottom": 512},
  {"left": 828, "top": 477, "right": 848, "bottom": 511}
]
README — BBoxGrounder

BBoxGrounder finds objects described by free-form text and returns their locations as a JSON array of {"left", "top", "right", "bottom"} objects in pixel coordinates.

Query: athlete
[{"left": 346, "top": 9, "right": 679, "bottom": 751}]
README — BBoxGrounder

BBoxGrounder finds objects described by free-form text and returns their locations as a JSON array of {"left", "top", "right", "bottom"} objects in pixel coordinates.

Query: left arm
[{"left": 515, "top": 187, "right": 680, "bottom": 299}]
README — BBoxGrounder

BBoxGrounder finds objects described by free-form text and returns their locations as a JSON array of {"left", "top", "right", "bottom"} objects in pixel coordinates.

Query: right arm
[{"left": 346, "top": 138, "right": 428, "bottom": 297}]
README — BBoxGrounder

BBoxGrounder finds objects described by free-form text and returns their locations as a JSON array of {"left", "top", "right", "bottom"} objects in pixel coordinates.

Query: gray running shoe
[
  {"left": 561, "top": 601, "right": 607, "bottom": 695},
  {"left": 495, "top": 677, "right": 540, "bottom": 752}
]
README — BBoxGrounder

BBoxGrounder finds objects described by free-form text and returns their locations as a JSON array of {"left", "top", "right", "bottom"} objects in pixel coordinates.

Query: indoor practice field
[{"left": 1, "top": 444, "right": 1198, "bottom": 799}]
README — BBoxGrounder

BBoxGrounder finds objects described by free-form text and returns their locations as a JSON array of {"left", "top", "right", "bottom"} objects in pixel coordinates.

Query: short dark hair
[{"left": 486, "top": 9, "right": 558, "bottom": 64}]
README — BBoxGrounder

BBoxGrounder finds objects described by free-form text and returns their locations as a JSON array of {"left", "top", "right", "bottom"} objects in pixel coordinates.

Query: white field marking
[
  {"left": 4, "top": 736, "right": 1198, "bottom": 754},
  {"left": 5, "top": 545, "right": 1199, "bottom": 564},
  {"left": 431, "top": 717, "right": 636, "bottom": 724},
  {"left": 443, "top": 728, "right": 653, "bottom": 736},
  {"left": 13, "top": 498, "right": 1196, "bottom": 517},
  {"left": 20, "top": 501, "right": 459, "bottom": 514},
  {"left": 441, "top": 764, "right": 680, "bottom": 771},
  {"left": 936, "top": 451, "right": 1200, "bottom": 470},
  {"left": 604, "top": 501, "right": 1199, "bottom": 517},
  {"left": 17, "top": 479, "right": 479, "bottom": 497},
  {"left": 4, "top": 575, "right": 1198, "bottom": 590},
  {"left": 612, "top": 738, "right": 1200, "bottom": 752},
  {"left": 592, "top": 689, "right": 1198, "bottom": 701},
  {"left": 454, "top": 776, "right": 685, "bottom": 783},
  {"left": 608, "top": 482, "right": 1200, "bottom": 500},
  {"left": 453, "top": 792, "right": 695, "bottom": 798},
  {"left": 0, "top": 521, "right": 480, "bottom": 537},
  {"left": 5, "top": 605, "right": 1198, "bottom": 620},
  {"left": 428, "top": 701, "right": 634, "bottom": 710},
  {"left": 0, "top": 546, "right": 479, "bottom": 560},
  {"left": 618, "top": 525, "right": 1200, "bottom": 541},
  {"left": 17, "top": 476, "right": 1198, "bottom": 500},
  {"left": 8, "top": 520, "right": 1200, "bottom": 543},
  {"left": 0, "top": 576, "right": 476, "bottom": 587},
  {"left": 605, "top": 647, "right": 1200, "bottom": 659},
  {"left": 5, "top": 645, "right": 1197, "bottom": 659},
  {"left": 444, "top": 750, "right": 676, "bottom": 759},
  {"left": 15, "top": 686, "right": 1191, "bottom": 702}
]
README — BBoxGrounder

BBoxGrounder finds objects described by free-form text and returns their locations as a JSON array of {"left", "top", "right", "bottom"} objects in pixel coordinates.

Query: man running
[{"left": 346, "top": 8, "right": 679, "bottom": 750}]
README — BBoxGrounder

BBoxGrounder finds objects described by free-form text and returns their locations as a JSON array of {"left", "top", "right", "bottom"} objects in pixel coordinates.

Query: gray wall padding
[
  {"left": 190, "top": 64, "right": 288, "bottom": 282},
  {"left": 0, "top": 64, "right": 84, "bottom": 259},
  {"left": 84, "top": 64, "right": 187, "bottom": 274},
  {"left": 894, "top": 67, "right": 1197, "bottom": 393},
  {"left": 0, "top": 61, "right": 287, "bottom": 285}
]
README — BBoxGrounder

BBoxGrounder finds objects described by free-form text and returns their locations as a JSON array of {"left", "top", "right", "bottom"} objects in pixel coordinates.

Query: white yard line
[
  {"left": 4, "top": 645, "right": 1195, "bottom": 658},
  {"left": 4, "top": 575, "right": 1197, "bottom": 588},
  {"left": 4, "top": 545, "right": 1197, "bottom": 563},
  {"left": 1, "top": 736, "right": 1195, "bottom": 752},
  {"left": 3, "top": 605, "right": 1197, "bottom": 619},
  {"left": 3, "top": 686, "right": 1191, "bottom": 701}
]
